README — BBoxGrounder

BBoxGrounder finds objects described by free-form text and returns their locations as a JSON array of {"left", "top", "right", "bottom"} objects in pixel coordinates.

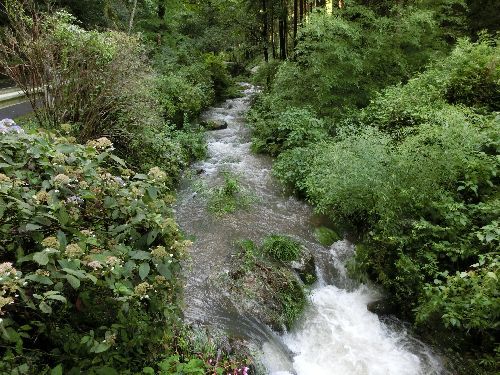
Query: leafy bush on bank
[
  {"left": 258, "top": 35, "right": 499, "bottom": 373},
  {"left": 0, "top": 128, "right": 191, "bottom": 373},
  {"left": 0, "top": 4, "right": 223, "bottom": 172}
]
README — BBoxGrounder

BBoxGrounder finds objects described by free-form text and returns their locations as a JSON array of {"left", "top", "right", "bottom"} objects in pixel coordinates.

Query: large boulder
[{"left": 223, "top": 240, "right": 308, "bottom": 333}]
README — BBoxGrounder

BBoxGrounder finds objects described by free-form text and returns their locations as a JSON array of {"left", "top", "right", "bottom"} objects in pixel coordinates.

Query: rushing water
[{"left": 174, "top": 83, "right": 446, "bottom": 374}]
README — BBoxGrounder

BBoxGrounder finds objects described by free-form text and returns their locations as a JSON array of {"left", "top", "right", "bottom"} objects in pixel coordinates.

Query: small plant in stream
[
  {"left": 207, "top": 171, "right": 254, "bottom": 215},
  {"left": 262, "top": 235, "right": 303, "bottom": 262}
]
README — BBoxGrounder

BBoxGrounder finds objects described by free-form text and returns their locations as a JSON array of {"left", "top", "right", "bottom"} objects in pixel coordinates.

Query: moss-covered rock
[
  {"left": 314, "top": 226, "right": 341, "bottom": 247},
  {"left": 224, "top": 239, "right": 308, "bottom": 332}
]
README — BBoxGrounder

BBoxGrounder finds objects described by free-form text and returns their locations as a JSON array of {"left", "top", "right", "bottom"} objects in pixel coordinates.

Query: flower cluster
[
  {"left": 106, "top": 256, "right": 121, "bottom": 266},
  {"left": 52, "top": 152, "right": 67, "bottom": 164},
  {"left": 53, "top": 173, "right": 71, "bottom": 186},
  {"left": 34, "top": 191, "right": 50, "bottom": 204},
  {"left": 0, "top": 262, "right": 17, "bottom": 277},
  {"left": 134, "top": 282, "right": 151, "bottom": 298},
  {"left": 0, "top": 119, "right": 24, "bottom": 134},
  {"left": 87, "top": 261, "right": 103, "bottom": 270},
  {"left": 0, "top": 294, "right": 14, "bottom": 314},
  {"left": 65, "top": 243, "right": 84, "bottom": 258},
  {"left": 151, "top": 245, "right": 168, "bottom": 259},
  {"left": 87, "top": 137, "right": 114, "bottom": 151},
  {"left": 67, "top": 195, "right": 84, "bottom": 205},
  {"left": 0, "top": 173, "right": 11, "bottom": 183},
  {"left": 41, "top": 237, "right": 60, "bottom": 249},
  {"left": 148, "top": 166, "right": 167, "bottom": 181}
]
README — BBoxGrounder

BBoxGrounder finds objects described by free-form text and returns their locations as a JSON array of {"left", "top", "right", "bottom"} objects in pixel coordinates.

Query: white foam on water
[{"left": 278, "top": 285, "right": 423, "bottom": 375}]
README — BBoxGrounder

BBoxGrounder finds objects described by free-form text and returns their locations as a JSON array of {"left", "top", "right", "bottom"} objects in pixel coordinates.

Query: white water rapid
[{"left": 174, "top": 83, "right": 447, "bottom": 375}]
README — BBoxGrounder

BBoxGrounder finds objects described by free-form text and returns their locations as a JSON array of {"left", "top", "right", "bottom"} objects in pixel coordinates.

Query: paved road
[
  {"left": 0, "top": 87, "right": 35, "bottom": 120},
  {"left": 0, "top": 101, "right": 34, "bottom": 120}
]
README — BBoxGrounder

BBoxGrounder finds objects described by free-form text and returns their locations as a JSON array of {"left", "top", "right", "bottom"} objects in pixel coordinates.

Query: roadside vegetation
[{"left": 0, "top": 0, "right": 249, "bottom": 373}]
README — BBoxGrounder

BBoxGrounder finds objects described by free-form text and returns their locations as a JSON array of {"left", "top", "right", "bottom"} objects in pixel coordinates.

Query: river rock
[
  {"left": 367, "top": 298, "right": 396, "bottom": 316},
  {"left": 225, "top": 245, "right": 307, "bottom": 333},
  {"left": 291, "top": 247, "right": 317, "bottom": 285},
  {"left": 201, "top": 119, "right": 228, "bottom": 130}
]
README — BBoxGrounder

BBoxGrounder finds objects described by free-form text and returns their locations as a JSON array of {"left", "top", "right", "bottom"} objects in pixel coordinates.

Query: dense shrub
[
  {"left": 249, "top": 105, "right": 328, "bottom": 156},
  {"left": 0, "top": 5, "right": 208, "bottom": 172},
  {"left": 0, "top": 128, "right": 195, "bottom": 373},
  {"left": 269, "top": 37, "right": 500, "bottom": 372},
  {"left": 358, "top": 37, "right": 500, "bottom": 132},
  {"left": 155, "top": 51, "right": 236, "bottom": 126},
  {"left": 260, "top": 5, "right": 441, "bottom": 119}
]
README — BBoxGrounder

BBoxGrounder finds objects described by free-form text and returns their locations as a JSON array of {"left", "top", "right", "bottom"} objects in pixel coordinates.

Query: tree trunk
[
  {"left": 262, "top": 0, "right": 269, "bottom": 62},
  {"left": 128, "top": 0, "right": 138, "bottom": 34},
  {"left": 293, "top": 0, "right": 298, "bottom": 46},
  {"left": 271, "top": 9, "right": 277, "bottom": 59},
  {"left": 279, "top": 0, "right": 288, "bottom": 60},
  {"left": 300, "top": 0, "right": 304, "bottom": 21}
]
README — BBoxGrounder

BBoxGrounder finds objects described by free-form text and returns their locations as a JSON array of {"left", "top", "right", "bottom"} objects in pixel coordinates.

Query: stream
[{"left": 174, "top": 83, "right": 447, "bottom": 375}]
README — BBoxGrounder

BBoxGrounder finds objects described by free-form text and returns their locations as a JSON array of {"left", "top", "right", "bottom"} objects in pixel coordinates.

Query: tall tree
[
  {"left": 293, "top": 0, "right": 298, "bottom": 46},
  {"left": 262, "top": 0, "right": 269, "bottom": 61}
]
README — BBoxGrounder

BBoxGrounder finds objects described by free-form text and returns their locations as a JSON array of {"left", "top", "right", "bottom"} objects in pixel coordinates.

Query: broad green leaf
[
  {"left": 33, "top": 251, "right": 50, "bottom": 265},
  {"left": 93, "top": 342, "right": 111, "bottom": 354},
  {"left": 51, "top": 364, "right": 63, "bottom": 375},
  {"left": 25, "top": 274, "right": 53, "bottom": 285},
  {"left": 39, "top": 301, "right": 52, "bottom": 314},
  {"left": 57, "top": 207, "right": 70, "bottom": 226},
  {"left": 130, "top": 250, "right": 151, "bottom": 260},
  {"left": 110, "top": 154, "right": 127, "bottom": 167},
  {"left": 26, "top": 223, "right": 42, "bottom": 231},
  {"left": 96, "top": 366, "right": 118, "bottom": 375},
  {"left": 66, "top": 275, "right": 80, "bottom": 289},
  {"left": 62, "top": 268, "right": 86, "bottom": 279},
  {"left": 138, "top": 263, "right": 150, "bottom": 280},
  {"left": 46, "top": 294, "right": 67, "bottom": 303},
  {"left": 156, "top": 263, "right": 172, "bottom": 280},
  {"left": 146, "top": 187, "right": 158, "bottom": 200},
  {"left": 114, "top": 282, "right": 132, "bottom": 296}
]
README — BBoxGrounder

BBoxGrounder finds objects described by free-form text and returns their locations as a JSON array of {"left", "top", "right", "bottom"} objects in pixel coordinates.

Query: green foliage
[
  {"left": 0, "top": 130, "right": 195, "bottom": 373},
  {"left": 257, "top": 4, "right": 441, "bottom": 120},
  {"left": 155, "top": 53, "right": 235, "bottom": 127},
  {"left": 207, "top": 172, "right": 253, "bottom": 215},
  {"left": 267, "top": 34, "right": 500, "bottom": 372},
  {"left": 262, "top": 235, "right": 302, "bottom": 262},
  {"left": 416, "top": 254, "right": 499, "bottom": 331},
  {"left": 249, "top": 105, "right": 328, "bottom": 156},
  {"left": 314, "top": 227, "right": 341, "bottom": 247},
  {"left": 156, "top": 71, "right": 213, "bottom": 126},
  {"left": 0, "top": 6, "right": 206, "bottom": 173},
  {"left": 148, "top": 325, "right": 251, "bottom": 374}
]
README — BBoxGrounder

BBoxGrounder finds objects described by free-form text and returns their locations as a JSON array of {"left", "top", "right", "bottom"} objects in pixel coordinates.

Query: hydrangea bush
[{"left": 0, "top": 125, "right": 193, "bottom": 373}]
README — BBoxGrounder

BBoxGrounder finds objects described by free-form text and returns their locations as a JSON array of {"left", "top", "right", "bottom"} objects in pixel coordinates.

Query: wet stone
[
  {"left": 201, "top": 119, "right": 228, "bottom": 131},
  {"left": 290, "top": 247, "right": 317, "bottom": 285}
]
